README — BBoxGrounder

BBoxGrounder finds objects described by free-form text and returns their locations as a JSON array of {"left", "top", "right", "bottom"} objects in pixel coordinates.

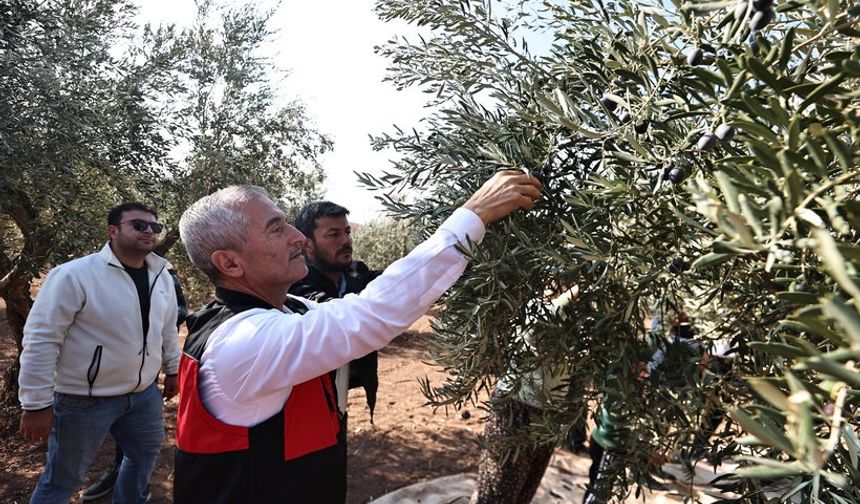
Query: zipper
[
  {"left": 87, "top": 345, "right": 102, "bottom": 397},
  {"left": 108, "top": 260, "right": 167, "bottom": 391}
]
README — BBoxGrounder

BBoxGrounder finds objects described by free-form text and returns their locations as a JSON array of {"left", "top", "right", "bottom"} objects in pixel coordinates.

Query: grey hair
[{"left": 179, "top": 185, "right": 271, "bottom": 283}]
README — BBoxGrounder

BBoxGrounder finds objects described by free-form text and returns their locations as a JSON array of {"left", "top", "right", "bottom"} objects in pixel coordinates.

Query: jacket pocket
[{"left": 87, "top": 345, "right": 102, "bottom": 396}]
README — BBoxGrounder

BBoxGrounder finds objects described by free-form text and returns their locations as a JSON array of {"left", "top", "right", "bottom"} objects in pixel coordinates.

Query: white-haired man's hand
[{"left": 462, "top": 170, "right": 543, "bottom": 225}]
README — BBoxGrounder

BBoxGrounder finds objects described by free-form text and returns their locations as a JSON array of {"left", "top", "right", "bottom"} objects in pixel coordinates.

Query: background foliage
[
  {"left": 368, "top": 0, "right": 859, "bottom": 500},
  {"left": 352, "top": 216, "right": 418, "bottom": 270},
  {"left": 0, "top": 0, "right": 330, "bottom": 400}
]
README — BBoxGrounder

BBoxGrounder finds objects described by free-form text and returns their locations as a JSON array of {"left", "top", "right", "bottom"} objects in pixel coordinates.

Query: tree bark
[
  {"left": 154, "top": 226, "right": 180, "bottom": 258},
  {"left": 0, "top": 190, "right": 46, "bottom": 405},
  {"left": 0, "top": 274, "right": 33, "bottom": 405}
]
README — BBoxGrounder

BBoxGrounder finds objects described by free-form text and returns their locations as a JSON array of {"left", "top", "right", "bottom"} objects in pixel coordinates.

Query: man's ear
[
  {"left": 107, "top": 225, "right": 119, "bottom": 241},
  {"left": 211, "top": 250, "right": 244, "bottom": 279}
]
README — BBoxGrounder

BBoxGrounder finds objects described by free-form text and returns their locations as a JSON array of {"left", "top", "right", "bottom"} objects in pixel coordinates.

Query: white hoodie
[{"left": 19, "top": 243, "right": 181, "bottom": 410}]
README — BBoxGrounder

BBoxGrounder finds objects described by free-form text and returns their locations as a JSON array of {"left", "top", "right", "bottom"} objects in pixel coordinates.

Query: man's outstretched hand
[{"left": 462, "top": 170, "right": 542, "bottom": 225}]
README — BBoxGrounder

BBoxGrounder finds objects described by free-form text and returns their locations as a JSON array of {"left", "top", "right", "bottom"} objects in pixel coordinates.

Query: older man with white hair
[{"left": 173, "top": 171, "right": 541, "bottom": 503}]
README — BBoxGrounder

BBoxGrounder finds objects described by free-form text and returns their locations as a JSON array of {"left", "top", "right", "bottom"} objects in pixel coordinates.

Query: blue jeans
[{"left": 30, "top": 381, "right": 164, "bottom": 504}]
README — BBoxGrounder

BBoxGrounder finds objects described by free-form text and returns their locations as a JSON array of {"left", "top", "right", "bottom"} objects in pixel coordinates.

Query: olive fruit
[
  {"left": 750, "top": 8, "right": 774, "bottom": 30},
  {"left": 600, "top": 96, "right": 618, "bottom": 112},
  {"left": 667, "top": 166, "right": 686, "bottom": 183},
  {"left": 752, "top": 0, "right": 773, "bottom": 10},
  {"left": 634, "top": 120, "right": 650, "bottom": 134},
  {"left": 793, "top": 282, "right": 809, "bottom": 292},
  {"left": 733, "top": 0, "right": 749, "bottom": 20},
  {"left": 618, "top": 111, "right": 631, "bottom": 123},
  {"left": 697, "top": 132, "right": 718, "bottom": 150},
  {"left": 748, "top": 35, "right": 759, "bottom": 52},
  {"left": 669, "top": 258, "right": 690, "bottom": 274},
  {"left": 687, "top": 48, "right": 704, "bottom": 66},
  {"left": 460, "top": 410, "right": 471, "bottom": 420},
  {"left": 715, "top": 123, "right": 735, "bottom": 142}
]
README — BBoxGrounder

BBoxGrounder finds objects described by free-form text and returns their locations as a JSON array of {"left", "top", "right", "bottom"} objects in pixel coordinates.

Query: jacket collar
[
  {"left": 303, "top": 260, "right": 339, "bottom": 295},
  {"left": 213, "top": 287, "right": 278, "bottom": 310},
  {"left": 98, "top": 242, "right": 170, "bottom": 271}
]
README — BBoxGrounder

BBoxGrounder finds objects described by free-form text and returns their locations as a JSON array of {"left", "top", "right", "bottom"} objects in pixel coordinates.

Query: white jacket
[{"left": 19, "top": 243, "right": 181, "bottom": 410}]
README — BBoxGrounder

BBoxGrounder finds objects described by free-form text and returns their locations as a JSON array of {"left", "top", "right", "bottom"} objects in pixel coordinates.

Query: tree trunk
[
  {"left": 0, "top": 274, "right": 33, "bottom": 405},
  {"left": 0, "top": 190, "right": 44, "bottom": 405},
  {"left": 155, "top": 226, "right": 180, "bottom": 258}
]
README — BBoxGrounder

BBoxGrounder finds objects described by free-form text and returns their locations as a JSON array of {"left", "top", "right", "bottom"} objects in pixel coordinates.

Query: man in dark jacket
[{"left": 289, "top": 202, "right": 381, "bottom": 425}]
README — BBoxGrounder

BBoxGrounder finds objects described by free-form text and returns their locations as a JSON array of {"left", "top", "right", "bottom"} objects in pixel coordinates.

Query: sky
[{"left": 137, "top": 0, "right": 429, "bottom": 223}]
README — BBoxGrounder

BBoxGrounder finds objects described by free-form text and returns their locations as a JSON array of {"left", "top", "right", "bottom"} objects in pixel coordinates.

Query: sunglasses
[{"left": 122, "top": 219, "right": 164, "bottom": 233}]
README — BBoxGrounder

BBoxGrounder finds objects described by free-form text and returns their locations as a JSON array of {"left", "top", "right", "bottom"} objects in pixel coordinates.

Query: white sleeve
[
  {"left": 160, "top": 276, "right": 181, "bottom": 375},
  {"left": 205, "top": 208, "right": 485, "bottom": 402},
  {"left": 19, "top": 267, "right": 84, "bottom": 410}
]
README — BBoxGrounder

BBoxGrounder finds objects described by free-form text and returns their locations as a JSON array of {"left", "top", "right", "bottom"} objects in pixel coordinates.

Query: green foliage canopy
[{"left": 369, "top": 0, "right": 859, "bottom": 500}]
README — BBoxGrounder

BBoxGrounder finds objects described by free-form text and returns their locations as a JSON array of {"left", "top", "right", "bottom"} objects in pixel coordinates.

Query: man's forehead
[
  {"left": 122, "top": 209, "right": 156, "bottom": 221},
  {"left": 315, "top": 215, "right": 350, "bottom": 230},
  {"left": 246, "top": 197, "right": 285, "bottom": 226}
]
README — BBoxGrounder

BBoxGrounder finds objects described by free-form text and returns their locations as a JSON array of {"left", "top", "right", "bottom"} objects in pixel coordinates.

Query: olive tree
[
  {"left": 153, "top": 0, "right": 332, "bottom": 302},
  {"left": 0, "top": 0, "right": 182, "bottom": 402},
  {"left": 0, "top": 0, "right": 331, "bottom": 400},
  {"left": 367, "top": 0, "right": 859, "bottom": 500}
]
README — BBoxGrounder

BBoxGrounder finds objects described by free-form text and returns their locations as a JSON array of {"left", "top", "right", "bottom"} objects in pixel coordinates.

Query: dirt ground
[{"left": 0, "top": 303, "right": 484, "bottom": 504}]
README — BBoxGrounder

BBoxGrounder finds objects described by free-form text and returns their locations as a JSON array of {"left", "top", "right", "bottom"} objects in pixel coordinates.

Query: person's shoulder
[
  {"left": 349, "top": 261, "right": 381, "bottom": 281},
  {"left": 48, "top": 250, "right": 104, "bottom": 276}
]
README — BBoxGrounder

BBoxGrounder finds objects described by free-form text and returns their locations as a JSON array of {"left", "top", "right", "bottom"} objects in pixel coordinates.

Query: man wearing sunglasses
[
  {"left": 19, "top": 202, "right": 181, "bottom": 504},
  {"left": 174, "top": 170, "right": 541, "bottom": 503}
]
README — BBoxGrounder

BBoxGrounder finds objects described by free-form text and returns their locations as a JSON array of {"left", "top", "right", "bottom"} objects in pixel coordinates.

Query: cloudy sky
[{"left": 138, "top": 0, "right": 429, "bottom": 223}]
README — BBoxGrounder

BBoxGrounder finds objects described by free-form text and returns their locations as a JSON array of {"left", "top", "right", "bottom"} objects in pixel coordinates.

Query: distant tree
[
  {"left": 0, "top": 0, "right": 181, "bottom": 403},
  {"left": 154, "top": 0, "right": 332, "bottom": 303},
  {"left": 352, "top": 217, "right": 417, "bottom": 270},
  {"left": 0, "top": 0, "right": 331, "bottom": 401},
  {"left": 370, "top": 0, "right": 859, "bottom": 500}
]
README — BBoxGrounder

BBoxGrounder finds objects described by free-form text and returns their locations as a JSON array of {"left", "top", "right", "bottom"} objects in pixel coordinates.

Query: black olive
[
  {"left": 600, "top": 96, "right": 618, "bottom": 112},
  {"left": 697, "top": 132, "right": 718, "bottom": 150},
  {"left": 667, "top": 166, "right": 686, "bottom": 183},
  {"left": 749, "top": 8, "right": 774, "bottom": 30},
  {"left": 669, "top": 258, "right": 690, "bottom": 274},
  {"left": 734, "top": 1, "right": 749, "bottom": 19},
  {"left": 687, "top": 48, "right": 704, "bottom": 66},
  {"left": 715, "top": 123, "right": 735, "bottom": 142}
]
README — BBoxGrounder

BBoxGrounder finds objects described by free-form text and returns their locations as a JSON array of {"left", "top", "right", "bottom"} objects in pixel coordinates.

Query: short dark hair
[
  {"left": 107, "top": 202, "right": 158, "bottom": 226},
  {"left": 294, "top": 201, "right": 350, "bottom": 238}
]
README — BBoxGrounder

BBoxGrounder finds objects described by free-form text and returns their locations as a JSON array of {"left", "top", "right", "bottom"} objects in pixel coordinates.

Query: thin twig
[{"left": 794, "top": 15, "right": 858, "bottom": 52}]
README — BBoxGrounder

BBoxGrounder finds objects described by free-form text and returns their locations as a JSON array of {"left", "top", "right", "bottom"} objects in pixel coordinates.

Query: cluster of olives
[
  {"left": 599, "top": 95, "right": 650, "bottom": 134},
  {"left": 697, "top": 123, "right": 735, "bottom": 150},
  {"left": 735, "top": 0, "right": 775, "bottom": 30}
]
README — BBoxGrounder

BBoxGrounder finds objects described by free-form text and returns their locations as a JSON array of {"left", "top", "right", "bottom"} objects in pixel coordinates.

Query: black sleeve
[{"left": 169, "top": 269, "right": 189, "bottom": 327}]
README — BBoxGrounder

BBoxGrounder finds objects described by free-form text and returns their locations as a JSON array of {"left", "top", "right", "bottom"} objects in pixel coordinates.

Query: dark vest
[{"left": 174, "top": 289, "right": 346, "bottom": 503}]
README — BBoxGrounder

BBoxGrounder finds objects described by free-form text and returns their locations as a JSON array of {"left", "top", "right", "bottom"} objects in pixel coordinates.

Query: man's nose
[{"left": 287, "top": 225, "right": 306, "bottom": 246}]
